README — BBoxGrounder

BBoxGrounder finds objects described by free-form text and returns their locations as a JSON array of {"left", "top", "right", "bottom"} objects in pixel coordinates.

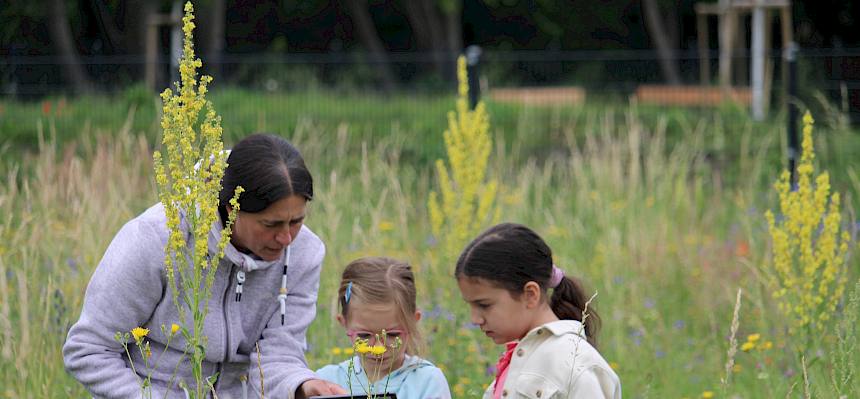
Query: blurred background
[{"left": 2, "top": 0, "right": 859, "bottom": 119}]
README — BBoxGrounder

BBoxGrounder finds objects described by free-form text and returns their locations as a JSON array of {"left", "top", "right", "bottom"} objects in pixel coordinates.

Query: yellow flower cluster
[
  {"left": 739, "top": 333, "right": 772, "bottom": 352},
  {"left": 153, "top": 1, "right": 240, "bottom": 282},
  {"left": 149, "top": 4, "right": 242, "bottom": 396},
  {"left": 353, "top": 338, "right": 387, "bottom": 356},
  {"left": 764, "top": 111, "right": 851, "bottom": 335},
  {"left": 131, "top": 327, "right": 150, "bottom": 342},
  {"left": 329, "top": 346, "right": 355, "bottom": 356},
  {"left": 428, "top": 56, "right": 499, "bottom": 258},
  {"left": 452, "top": 377, "right": 472, "bottom": 396}
]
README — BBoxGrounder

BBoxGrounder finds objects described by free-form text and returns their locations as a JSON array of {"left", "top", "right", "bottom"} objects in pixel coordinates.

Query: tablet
[{"left": 309, "top": 394, "right": 397, "bottom": 399}]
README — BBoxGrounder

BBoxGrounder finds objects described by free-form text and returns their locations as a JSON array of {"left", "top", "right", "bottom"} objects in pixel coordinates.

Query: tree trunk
[
  {"left": 90, "top": 0, "right": 122, "bottom": 53},
  {"left": 443, "top": 4, "right": 462, "bottom": 81},
  {"left": 207, "top": 0, "right": 226, "bottom": 79},
  {"left": 47, "top": 0, "right": 93, "bottom": 93},
  {"left": 120, "top": 0, "right": 155, "bottom": 79},
  {"left": 403, "top": 0, "right": 459, "bottom": 82},
  {"left": 642, "top": 0, "right": 682, "bottom": 85},
  {"left": 343, "top": 0, "right": 398, "bottom": 92}
]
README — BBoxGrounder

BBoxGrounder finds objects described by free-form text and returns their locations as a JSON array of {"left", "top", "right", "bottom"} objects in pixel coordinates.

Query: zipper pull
[{"left": 235, "top": 270, "right": 245, "bottom": 302}]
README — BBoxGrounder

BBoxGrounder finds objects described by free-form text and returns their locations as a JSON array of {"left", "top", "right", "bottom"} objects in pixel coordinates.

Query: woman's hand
[{"left": 296, "top": 379, "right": 348, "bottom": 398}]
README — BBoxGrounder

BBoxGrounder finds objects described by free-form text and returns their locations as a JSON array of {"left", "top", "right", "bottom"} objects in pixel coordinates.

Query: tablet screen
[{"left": 309, "top": 394, "right": 396, "bottom": 399}]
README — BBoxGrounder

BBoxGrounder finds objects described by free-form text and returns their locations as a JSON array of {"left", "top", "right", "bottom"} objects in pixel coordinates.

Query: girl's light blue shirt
[{"left": 316, "top": 354, "right": 452, "bottom": 399}]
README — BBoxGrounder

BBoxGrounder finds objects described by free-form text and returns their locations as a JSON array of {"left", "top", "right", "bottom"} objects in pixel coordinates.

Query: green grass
[{"left": 1, "top": 91, "right": 859, "bottom": 398}]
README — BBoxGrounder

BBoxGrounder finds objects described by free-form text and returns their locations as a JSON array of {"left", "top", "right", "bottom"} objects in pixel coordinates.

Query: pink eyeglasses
[{"left": 346, "top": 328, "right": 406, "bottom": 348}]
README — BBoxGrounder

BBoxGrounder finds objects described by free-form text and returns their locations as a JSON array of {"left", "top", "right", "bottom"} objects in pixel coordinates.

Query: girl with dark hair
[
  {"left": 455, "top": 223, "right": 621, "bottom": 399},
  {"left": 63, "top": 134, "right": 347, "bottom": 398}
]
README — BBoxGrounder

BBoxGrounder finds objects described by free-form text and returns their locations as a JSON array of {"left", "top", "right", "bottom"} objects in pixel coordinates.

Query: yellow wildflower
[
  {"left": 609, "top": 361, "right": 619, "bottom": 370},
  {"left": 765, "top": 111, "right": 850, "bottom": 339},
  {"left": 428, "top": 55, "right": 498, "bottom": 259},
  {"left": 150, "top": 3, "right": 242, "bottom": 392},
  {"left": 331, "top": 347, "right": 342, "bottom": 355},
  {"left": 740, "top": 341, "right": 756, "bottom": 352},
  {"left": 131, "top": 327, "right": 150, "bottom": 342},
  {"left": 378, "top": 220, "right": 395, "bottom": 232},
  {"left": 746, "top": 333, "right": 760, "bottom": 343},
  {"left": 369, "top": 345, "right": 386, "bottom": 356},
  {"left": 760, "top": 341, "right": 773, "bottom": 350},
  {"left": 701, "top": 391, "right": 715, "bottom": 398},
  {"left": 355, "top": 339, "right": 371, "bottom": 354},
  {"left": 344, "top": 347, "right": 355, "bottom": 355}
]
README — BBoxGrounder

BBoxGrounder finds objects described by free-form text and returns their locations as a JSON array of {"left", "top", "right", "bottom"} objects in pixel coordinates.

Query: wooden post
[
  {"left": 144, "top": 13, "right": 182, "bottom": 93},
  {"left": 697, "top": 12, "right": 710, "bottom": 85},
  {"left": 752, "top": 0, "right": 765, "bottom": 120},
  {"left": 719, "top": 1, "right": 736, "bottom": 95},
  {"left": 781, "top": 3, "right": 793, "bottom": 110},
  {"left": 763, "top": 9, "right": 773, "bottom": 114},
  {"left": 145, "top": 14, "right": 158, "bottom": 93}
]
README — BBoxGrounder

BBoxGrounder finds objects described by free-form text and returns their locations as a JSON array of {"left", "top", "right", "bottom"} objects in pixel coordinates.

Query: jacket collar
[{"left": 525, "top": 319, "right": 587, "bottom": 340}]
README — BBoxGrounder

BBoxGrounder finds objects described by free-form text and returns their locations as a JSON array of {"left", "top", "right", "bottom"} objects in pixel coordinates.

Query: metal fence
[{"left": 2, "top": 48, "right": 859, "bottom": 122}]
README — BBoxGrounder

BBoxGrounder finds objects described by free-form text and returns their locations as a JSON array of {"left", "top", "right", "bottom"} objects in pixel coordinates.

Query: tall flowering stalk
[
  {"left": 152, "top": 2, "right": 242, "bottom": 396},
  {"left": 764, "top": 111, "right": 851, "bottom": 345},
  {"left": 428, "top": 56, "right": 498, "bottom": 258},
  {"left": 346, "top": 334, "right": 401, "bottom": 398}
]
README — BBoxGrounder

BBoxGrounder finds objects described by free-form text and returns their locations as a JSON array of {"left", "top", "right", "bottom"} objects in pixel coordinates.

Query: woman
[{"left": 63, "top": 134, "right": 347, "bottom": 398}]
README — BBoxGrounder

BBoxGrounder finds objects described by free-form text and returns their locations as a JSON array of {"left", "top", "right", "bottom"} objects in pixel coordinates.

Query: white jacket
[{"left": 484, "top": 320, "right": 621, "bottom": 399}]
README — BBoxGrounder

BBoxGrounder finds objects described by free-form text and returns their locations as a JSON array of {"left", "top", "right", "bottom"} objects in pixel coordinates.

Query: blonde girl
[{"left": 316, "top": 257, "right": 451, "bottom": 399}]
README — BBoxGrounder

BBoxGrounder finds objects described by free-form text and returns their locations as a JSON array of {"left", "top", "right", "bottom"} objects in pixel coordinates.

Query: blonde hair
[{"left": 338, "top": 257, "right": 423, "bottom": 355}]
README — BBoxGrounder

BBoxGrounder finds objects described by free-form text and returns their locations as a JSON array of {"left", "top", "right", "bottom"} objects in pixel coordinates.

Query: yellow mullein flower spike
[
  {"left": 765, "top": 111, "right": 851, "bottom": 341},
  {"left": 149, "top": 3, "right": 242, "bottom": 394},
  {"left": 429, "top": 55, "right": 498, "bottom": 261}
]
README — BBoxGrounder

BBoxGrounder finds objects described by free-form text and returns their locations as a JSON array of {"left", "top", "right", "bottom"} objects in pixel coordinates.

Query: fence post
[
  {"left": 465, "top": 45, "right": 482, "bottom": 110},
  {"left": 169, "top": 0, "right": 182, "bottom": 87},
  {"left": 785, "top": 41, "right": 799, "bottom": 186}
]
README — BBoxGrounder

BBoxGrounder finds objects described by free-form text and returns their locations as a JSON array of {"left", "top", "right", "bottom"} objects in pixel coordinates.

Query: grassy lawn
[{"left": 1, "top": 89, "right": 859, "bottom": 397}]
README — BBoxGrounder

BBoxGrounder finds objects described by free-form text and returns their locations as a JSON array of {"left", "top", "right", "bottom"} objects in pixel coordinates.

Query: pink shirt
[{"left": 492, "top": 342, "right": 519, "bottom": 399}]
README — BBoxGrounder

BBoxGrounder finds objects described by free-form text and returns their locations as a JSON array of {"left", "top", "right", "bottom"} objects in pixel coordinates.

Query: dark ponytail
[
  {"left": 551, "top": 275, "right": 601, "bottom": 348},
  {"left": 455, "top": 222, "right": 601, "bottom": 347}
]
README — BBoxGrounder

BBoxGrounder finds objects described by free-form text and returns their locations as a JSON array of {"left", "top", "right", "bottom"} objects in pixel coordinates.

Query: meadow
[{"left": 1, "top": 87, "right": 859, "bottom": 398}]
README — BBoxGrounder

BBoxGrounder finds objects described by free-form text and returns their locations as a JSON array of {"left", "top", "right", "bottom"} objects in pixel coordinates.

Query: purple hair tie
[{"left": 549, "top": 265, "right": 565, "bottom": 288}]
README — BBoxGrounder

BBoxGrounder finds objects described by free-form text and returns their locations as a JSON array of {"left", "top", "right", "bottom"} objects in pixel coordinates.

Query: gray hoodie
[{"left": 63, "top": 203, "right": 325, "bottom": 399}]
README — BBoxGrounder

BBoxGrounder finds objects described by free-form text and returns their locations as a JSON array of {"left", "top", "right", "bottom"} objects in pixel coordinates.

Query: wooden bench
[
  {"left": 489, "top": 87, "right": 586, "bottom": 106},
  {"left": 634, "top": 85, "right": 751, "bottom": 107}
]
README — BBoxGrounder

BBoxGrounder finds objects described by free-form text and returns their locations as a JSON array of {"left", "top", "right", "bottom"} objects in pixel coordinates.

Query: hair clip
[{"left": 345, "top": 281, "right": 353, "bottom": 304}]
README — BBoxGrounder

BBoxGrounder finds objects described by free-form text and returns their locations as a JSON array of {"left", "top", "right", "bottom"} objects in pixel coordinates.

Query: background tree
[{"left": 642, "top": 0, "right": 681, "bottom": 85}]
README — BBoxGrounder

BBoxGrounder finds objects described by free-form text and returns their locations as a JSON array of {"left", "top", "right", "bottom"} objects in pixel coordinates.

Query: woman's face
[{"left": 229, "top": 194, "right": 307, "bottom": 261}]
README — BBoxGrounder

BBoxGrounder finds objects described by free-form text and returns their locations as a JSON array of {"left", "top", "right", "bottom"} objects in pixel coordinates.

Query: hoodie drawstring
[
  {"left": 277, "top": 246, "right": 290, "bottom": 325},
  {"left": 231, "top": 246, "right": 290, "bottom": 324},
  {"left": 234, "top": 271, "right": 245, "bottom": 302}
]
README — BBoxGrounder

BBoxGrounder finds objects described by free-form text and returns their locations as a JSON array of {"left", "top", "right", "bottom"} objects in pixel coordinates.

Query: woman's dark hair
[
  {"left": 218, "top": 133, "right": 313, "bottom": 222},
  {"left": 455, "top": 222, "right": 601, "bottom": 347}
]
